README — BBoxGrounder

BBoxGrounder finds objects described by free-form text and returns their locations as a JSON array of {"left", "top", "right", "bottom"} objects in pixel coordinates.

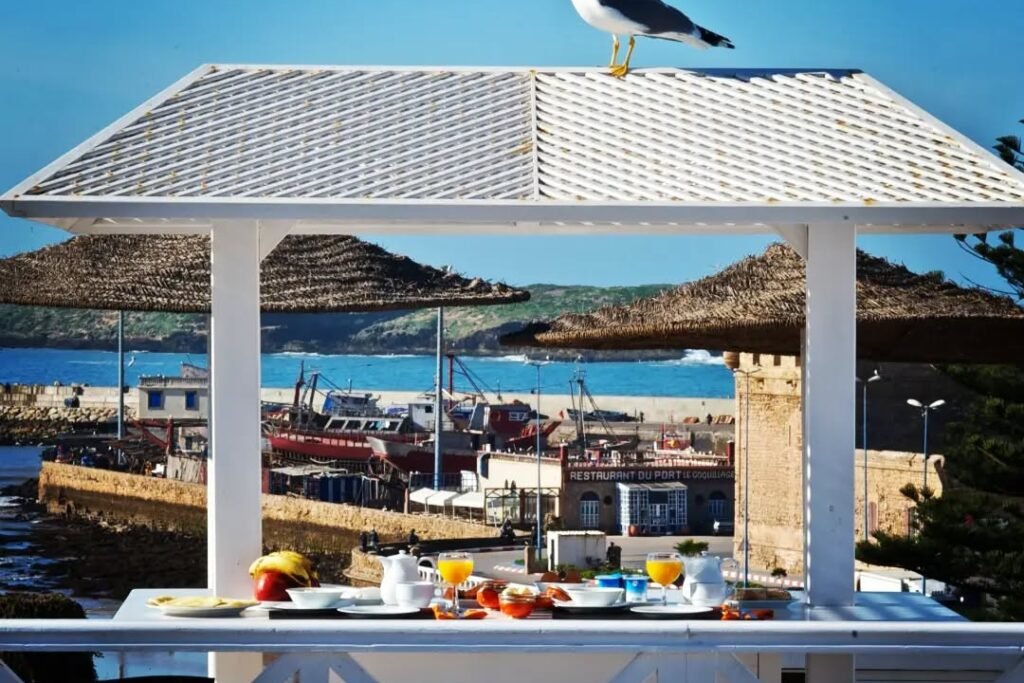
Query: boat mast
[
  {"left": 447, "top": 353, "right": 455, "bottom": 401},
  {"left": 576, "top": 370, "right": 588, "bottom": 447},
  {"left": 292, "top": 361, "right": 305, "bottom": 410}
]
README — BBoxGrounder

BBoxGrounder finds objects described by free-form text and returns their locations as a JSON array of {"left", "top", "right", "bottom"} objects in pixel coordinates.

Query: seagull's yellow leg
[
  {"left": 610, "top": 36, "right": 636, "bottom": 78},
  {"left": 608, "top": 35, "right": 620, "bottom": 69}
]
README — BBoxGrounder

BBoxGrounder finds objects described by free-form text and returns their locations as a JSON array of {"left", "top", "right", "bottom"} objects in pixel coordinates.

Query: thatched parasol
[
  {"left": 0, "top": 234, "right": 528, "bottom": 313},
  {"left": 502, "top": 243, "right": 1024, "bottom": 363}
]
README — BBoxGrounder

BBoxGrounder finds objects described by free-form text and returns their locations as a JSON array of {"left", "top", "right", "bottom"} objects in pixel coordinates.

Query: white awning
[
  {"left": 409, "top": 488, "right": 436, "bottom": 505},
  {"left": 425, "top": 490, "right": 459, "bottom": 507},
  {"left": 616, "top": 482, "right": 689, "bottom": 492},
  {"left": 450, "top": 491, "right": 485, "bottom": 509}
]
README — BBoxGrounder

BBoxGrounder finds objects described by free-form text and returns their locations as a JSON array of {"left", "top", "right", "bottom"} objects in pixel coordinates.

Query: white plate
[
  {"left": 630, "top": 604, "right": 715, "bottom": 617},
  {"left": 153, "top": 604, "right": 254, "bottom": 618},
  {"left": 338, "top": 605, "right": 421, "bottom": 618}
]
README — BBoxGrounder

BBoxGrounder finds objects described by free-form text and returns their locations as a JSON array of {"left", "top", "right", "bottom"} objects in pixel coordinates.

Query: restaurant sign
[{"left": 567, "top": 468, "right": 734, "bottom": 483}]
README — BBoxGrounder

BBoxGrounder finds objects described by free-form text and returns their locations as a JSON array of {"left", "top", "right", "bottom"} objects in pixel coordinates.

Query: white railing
[
  {"left": 416, "top": 564, "right": 489, "bottom": 590},
  {"left": 0, "top": 619, "right": 1021, "bottom": 683}
]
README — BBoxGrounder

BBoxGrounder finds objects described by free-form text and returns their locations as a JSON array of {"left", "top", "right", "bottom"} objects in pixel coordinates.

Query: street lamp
[
  {"left": 906, "top": 397, "right": 945, "bottom": 596},
  {"left": 733, "top": 366, "right": 760, "bottom": 589},
  {"left": 527, "top": 358, "right": 549, "bottom": 555},
  {"left": 906, "top": 398, "right": 945, "bottom": 491},
  {"left": 856, "top": 370, "right": 882, "bottom": 541}
]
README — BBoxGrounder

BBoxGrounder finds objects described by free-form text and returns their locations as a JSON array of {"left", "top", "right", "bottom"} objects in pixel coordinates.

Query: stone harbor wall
[
  {"left": 731, "top": 353, "right": 945, "bottom": 576},
  {"left": 38, "top": 462, "right": 496, "bottom": 546},
  {"left": 0, "top": 405, "right": 131, "bottom": 444}
]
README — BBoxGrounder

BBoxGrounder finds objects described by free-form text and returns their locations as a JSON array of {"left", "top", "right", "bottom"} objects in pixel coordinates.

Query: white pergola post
[
  {"left": 802, "top": 223, "right": 857, "bottom": 606},
  {"left": 208, "top": 220, "right": 264, "bottom": 683},
  {"left": 802, "top": 224, "right": 857, "bottom": 683}
]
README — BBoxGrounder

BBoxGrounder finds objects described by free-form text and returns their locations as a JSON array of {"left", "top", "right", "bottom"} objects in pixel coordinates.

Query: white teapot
[
  {"left": 378, "top": 550, "right": 421, "bottom": 606},
  {"left": 681, "top": 552, "right": 737, "bottom": 607}
]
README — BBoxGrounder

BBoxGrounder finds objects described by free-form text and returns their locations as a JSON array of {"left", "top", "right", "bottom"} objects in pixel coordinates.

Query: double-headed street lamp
[
  {"left": 906, "top": 398, "right": 945, "bottom": 492},
  {"left": 906, "top": 397, "right": 945, "bottom": 596},
  {"left": 856, "top": 370, "right": 882, "bottom": 541},
  {"left": 733, "top": 365, "right": 760, "bottom": 589}
]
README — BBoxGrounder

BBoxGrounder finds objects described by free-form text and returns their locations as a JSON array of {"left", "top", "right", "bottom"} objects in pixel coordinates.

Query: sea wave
[
  {"left": 0, "top": 496, "right": 23, "bottom": 508},
  {"left": 484, "top": 354, "right": 530, "bottom": 363},
  {"left": 655, "top": 350, "right": 725, "bottom": 366}
]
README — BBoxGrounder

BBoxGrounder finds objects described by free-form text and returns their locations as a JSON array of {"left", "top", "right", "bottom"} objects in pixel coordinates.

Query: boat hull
[
  {"left": 367, "top": 437, "right": 480, "bottom": 474},
  {"left": 270, "top": 430, "right": 478, "bottom": 474}
]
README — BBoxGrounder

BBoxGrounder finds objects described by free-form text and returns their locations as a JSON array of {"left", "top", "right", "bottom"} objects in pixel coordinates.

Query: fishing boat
[
  {"left": 367, "top": 401, "right": 561, "bottom": 467},
  {"left": 267, "top": 361, "right": 559, "bottom": 474}
]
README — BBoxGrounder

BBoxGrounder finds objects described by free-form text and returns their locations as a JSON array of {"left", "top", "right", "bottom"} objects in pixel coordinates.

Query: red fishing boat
[{"left": 266, "top": 363, "right": 560, "bottom": 475}]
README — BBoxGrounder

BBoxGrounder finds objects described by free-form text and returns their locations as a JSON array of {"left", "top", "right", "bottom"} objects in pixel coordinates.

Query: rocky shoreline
[{"left": 0, "top": 479, "right": 351, "bottom": 602}]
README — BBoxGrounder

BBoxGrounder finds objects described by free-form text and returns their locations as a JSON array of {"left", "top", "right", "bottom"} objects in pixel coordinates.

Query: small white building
[{"left": 137, "top": 375, "right": 208, "bottom": 420}]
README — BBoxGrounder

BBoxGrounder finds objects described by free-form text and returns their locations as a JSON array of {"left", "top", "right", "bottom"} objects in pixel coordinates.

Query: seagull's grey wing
[{"left": 597, "top": 0, "right": 696, "bottom": 35}]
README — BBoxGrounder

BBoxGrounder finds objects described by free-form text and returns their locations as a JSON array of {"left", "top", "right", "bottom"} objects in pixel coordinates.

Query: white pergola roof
[{"left": 4, "top": 65, "right": 1024, "bottom": 234}]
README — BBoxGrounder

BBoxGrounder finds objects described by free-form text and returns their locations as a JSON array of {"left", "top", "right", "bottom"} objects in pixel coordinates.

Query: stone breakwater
[
  {"left": 38, "top": 462, "right": 496, "bottom": 558},
  {"left": 0, "top": 405, "right": 132, "bottom": 444}
]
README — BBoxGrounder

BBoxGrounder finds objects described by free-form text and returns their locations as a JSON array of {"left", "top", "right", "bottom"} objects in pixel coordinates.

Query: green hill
[{"left": 0, "top": 284, "right": 673, "bottom": 358}]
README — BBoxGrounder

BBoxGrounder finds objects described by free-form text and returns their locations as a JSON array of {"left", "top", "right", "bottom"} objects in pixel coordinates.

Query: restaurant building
[
  {"left": 561, "top": 458, "right": 735, "bottom": 535},
  {"left": 478, "top": 448, "right": 736, "bottom": 535}
]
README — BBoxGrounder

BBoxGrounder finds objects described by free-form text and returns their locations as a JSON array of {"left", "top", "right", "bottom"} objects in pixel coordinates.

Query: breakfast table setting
[{"left": 117, "top": 548, "right": 926, "bottom": 624}]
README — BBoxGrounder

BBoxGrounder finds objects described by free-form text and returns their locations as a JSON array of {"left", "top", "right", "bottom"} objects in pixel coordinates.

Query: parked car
[{"left": 713, "top": 520, "right": 734, "bottom": 536}]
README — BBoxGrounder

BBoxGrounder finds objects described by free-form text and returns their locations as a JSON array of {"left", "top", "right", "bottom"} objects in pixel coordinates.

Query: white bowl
[
  {"left": 564, "top": 587, "right": 625, "bottom": 607},
  {"left": 535, "top": 582, "right": 587, "bottom": 593},
  {"left": 343, "top": 586, "right": 382, "bottom": 606},
  {"left": 285, "top": 586, "right": 351, "bottom": 609}
]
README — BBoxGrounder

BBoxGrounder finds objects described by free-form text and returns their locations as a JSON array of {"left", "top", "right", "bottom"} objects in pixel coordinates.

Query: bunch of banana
[
  {"left": 248, "top": 550, "right": 319, "bottom": 601},
  {"left": 248, "top": 550, "right": 319, "bottom": 584}
]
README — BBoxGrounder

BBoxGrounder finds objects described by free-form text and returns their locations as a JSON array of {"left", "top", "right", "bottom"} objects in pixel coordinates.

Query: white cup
[{"left": 394, "top": 581, "right": 435, "bottom": 608}]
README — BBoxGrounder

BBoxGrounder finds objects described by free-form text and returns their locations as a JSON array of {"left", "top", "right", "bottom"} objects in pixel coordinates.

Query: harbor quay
[{"left": 0, "top": 383, "right": 734, "bottom": 424}]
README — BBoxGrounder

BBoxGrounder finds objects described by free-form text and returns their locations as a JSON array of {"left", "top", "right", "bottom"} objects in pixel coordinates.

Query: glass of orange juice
[
  {"left": 437, "top": 551, "right": 474, "bottom": 616},
  {"left": 646, "top": 552, "right": 683, "bottom": 606}
]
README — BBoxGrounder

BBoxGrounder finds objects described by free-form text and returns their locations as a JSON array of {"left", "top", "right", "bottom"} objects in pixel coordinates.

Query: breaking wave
[{"left": 655, "top": 350, "right": 725, "bottom": 366}]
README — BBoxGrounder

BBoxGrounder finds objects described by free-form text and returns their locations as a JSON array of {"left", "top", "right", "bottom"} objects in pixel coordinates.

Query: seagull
[{"left": 571, "top": 0, "right": 735, "bottom": 77}]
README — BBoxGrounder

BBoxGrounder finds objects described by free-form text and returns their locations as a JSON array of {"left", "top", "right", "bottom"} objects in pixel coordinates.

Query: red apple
[{"left": 254, "top": 570, "right": 298, "bottom": 602}]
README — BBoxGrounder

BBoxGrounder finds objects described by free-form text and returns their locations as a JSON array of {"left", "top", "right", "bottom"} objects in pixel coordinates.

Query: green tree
[{"left": 856, "top": 122, "right": 1024, "bottom": 620}]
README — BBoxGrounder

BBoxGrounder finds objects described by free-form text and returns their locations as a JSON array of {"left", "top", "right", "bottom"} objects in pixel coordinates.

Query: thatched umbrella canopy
[
  {"left": 0, "top": 234, "right": 528, "bottom": 313},
  {"left": 502, "top": 243, "right": 1024, "bottom": 363}
]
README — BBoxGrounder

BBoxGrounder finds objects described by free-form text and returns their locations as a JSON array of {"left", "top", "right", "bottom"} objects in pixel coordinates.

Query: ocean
[{"left": 0, "top": 347, "right": 734, "bottom": 398}]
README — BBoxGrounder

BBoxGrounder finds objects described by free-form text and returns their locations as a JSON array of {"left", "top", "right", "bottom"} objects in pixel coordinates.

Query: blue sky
[{"left": 1, "top": 0, "right": 1022, "bottom": 289}]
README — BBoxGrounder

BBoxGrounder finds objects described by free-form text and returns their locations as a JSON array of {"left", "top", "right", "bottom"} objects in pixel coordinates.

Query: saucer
[
  {"left": 338, "top": 605, "right": 422, "bottom": 619},
  {"left": 552, "top": 601, "right": 632, "bottom": 615},
  {"left": 630, "top": 604, "right": 716, "bottom": 620}
]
